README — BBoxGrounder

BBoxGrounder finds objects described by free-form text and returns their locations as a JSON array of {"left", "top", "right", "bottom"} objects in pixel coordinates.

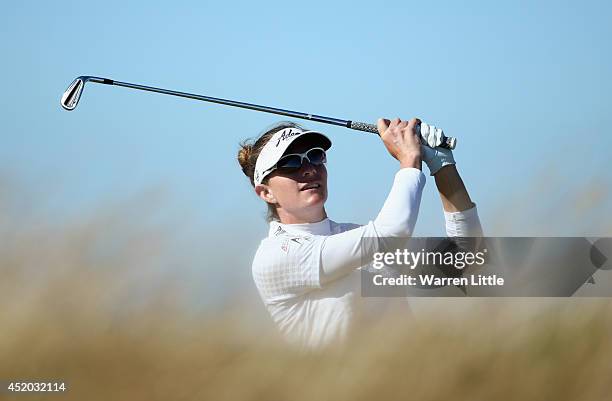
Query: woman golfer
[{"left": 238, "top": 117, "right": 482, "bottom": 348}]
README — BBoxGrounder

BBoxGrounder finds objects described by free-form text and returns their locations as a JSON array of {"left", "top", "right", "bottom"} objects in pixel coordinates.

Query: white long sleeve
[
  {"left": 319, "top": 168, "right": 425, "bottom": 283},
  {"left": 444, "top": 204, "right": 483, "bottom": 237}
]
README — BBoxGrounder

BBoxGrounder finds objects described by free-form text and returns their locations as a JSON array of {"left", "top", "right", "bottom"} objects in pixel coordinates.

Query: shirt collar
[{"left": 269, "top": 218, "right": 332, "bottom": 237}]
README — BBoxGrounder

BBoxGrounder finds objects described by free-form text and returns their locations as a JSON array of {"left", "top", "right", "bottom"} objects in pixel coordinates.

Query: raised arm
[
  {"left": 419, "top": 127, "right": 483, "bottom": 237},
  {"left": 434, "top": 165, "right": 473, "bottom": 212},
  {"left": 319, "top": 118, "right": 426, "bottom": 284}
]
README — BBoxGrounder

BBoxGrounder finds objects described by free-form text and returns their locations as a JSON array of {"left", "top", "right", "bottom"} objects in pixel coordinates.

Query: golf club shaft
[
  {"left": 61, "top": 76, "right": 456, "bottom": 149},
  {"left": 113, "top": 78, "right": 350, "bottom": 126}
]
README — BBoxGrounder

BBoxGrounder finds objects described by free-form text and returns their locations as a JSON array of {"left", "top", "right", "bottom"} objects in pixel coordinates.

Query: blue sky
[{"left": 1, "top": 0, "right": 611, "bottom": 294}]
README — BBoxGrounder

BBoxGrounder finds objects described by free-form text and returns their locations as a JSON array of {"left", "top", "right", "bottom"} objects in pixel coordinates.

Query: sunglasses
[{"left": 269, "top": 147, "right": 327, "bottom": 175}]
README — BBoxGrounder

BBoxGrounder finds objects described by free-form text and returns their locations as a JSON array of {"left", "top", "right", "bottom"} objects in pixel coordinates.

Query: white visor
[{"left": 254, "top": 127, "right": 332, "bottom": 185}]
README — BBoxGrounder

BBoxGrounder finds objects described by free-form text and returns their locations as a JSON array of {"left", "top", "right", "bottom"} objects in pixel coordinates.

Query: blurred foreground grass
[{"left": 1, "top": 181, "right": 611, "bottom": 401}]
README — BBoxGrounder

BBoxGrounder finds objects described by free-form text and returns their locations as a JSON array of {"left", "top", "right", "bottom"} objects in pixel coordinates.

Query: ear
[{"left": 255, "top": 184, "right": 277, "bottom": 204}]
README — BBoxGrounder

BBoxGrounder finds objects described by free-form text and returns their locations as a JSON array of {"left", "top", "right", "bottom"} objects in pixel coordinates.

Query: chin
[{"left": 304, "top": 189, "right": 327, "bottom": 204}]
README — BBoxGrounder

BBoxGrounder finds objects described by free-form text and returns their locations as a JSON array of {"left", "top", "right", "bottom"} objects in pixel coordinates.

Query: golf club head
[{"left": 60, "top": 76, "right": 86, "bottom": 111}]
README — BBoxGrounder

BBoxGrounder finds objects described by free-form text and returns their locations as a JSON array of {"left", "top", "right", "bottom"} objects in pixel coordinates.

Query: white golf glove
[{"left": 419, "top": 123, "right": 455, "bottom": 176}]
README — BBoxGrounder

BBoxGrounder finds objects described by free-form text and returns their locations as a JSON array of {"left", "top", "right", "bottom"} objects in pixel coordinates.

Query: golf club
[{"left": 60, "top": 76, "right": 457, "bottom": 149}]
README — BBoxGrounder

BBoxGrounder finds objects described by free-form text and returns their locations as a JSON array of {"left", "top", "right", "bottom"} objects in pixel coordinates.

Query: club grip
[{"left": 349, "top": 121, "right": 457, "bottom": 150}]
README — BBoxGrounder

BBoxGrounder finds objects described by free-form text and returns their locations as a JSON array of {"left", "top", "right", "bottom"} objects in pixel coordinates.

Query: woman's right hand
[{"left": 377, "top": 117, "right": 422, "bottom": 170}]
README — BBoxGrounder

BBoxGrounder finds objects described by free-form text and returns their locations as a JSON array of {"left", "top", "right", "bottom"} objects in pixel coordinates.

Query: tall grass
[{"left": 1, "top": 178, "right": 611, "bottom": 401}]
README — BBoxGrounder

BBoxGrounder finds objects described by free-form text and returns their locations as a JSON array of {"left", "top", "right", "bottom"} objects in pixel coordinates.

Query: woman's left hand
[{"left": 420, "top": 124, "right": 456, "bottom": 176}]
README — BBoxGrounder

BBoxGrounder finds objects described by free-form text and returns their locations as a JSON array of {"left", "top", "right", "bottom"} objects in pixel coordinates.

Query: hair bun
[
  {"left": 237, "top": 122, "right": 302, "bottom": 187},
  {"left": 237, "top": 142, "right": 254, "bottom": 176}
]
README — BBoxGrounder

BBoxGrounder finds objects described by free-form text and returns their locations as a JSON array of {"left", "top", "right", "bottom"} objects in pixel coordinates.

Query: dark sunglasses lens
[
  {"left": 277, "top": 155, "right": 302, "bottom": 170},
  {"left": 307, "top": 149, "right": 326, "bottom": 165}
]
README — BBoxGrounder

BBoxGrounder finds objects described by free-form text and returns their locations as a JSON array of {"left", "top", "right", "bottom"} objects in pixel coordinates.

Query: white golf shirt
[{"left": 251, "top": 167, "right": 482, "bottom": 348}]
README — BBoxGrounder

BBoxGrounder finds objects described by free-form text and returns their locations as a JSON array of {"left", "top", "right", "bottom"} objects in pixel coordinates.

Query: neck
[{"left": 278, "top": 208, "right": 328, "bottom": 224}]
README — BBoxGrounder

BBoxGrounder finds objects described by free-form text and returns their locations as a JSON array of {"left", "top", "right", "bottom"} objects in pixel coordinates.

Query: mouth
[{"left": 300, "top": 183, "right": 322, "bottom": 191}]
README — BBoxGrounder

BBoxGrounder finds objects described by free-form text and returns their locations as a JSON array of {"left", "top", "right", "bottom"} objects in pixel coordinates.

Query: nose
[{"left": 300, "top": 160, "right": 318, "bottom": 176}]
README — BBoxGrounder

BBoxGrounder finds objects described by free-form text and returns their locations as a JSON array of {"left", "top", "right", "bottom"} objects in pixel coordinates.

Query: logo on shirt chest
[
  {"left": 280, "top": 236, "right": 310, "bottom": 253},
  {"left": 281, "top": 239, "right": 289, "bottom": 253}
]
